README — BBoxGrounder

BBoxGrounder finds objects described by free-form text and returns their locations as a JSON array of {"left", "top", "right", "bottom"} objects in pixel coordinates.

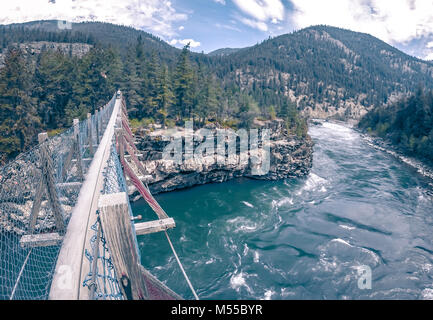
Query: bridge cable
[
  {"left": 10, "top": 249, "right": 32, "bottom": 300},
  {"left": 164, "top": 230, "right": 199, "bottom": 300},
  {"left": 120, "top": 97, "right": 199, "bottom": 300}
]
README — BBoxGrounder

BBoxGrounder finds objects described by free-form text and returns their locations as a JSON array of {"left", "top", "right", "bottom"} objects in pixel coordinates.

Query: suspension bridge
[{"left": 0, "top": 91, "right": 198, "bottom": 300}]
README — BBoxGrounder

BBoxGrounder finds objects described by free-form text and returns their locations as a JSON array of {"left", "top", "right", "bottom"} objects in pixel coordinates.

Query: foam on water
[
  {"left": 253, "top": 251, "right": 260, "bottom": 263},
  {"left": 243, "top": 243, "right": 249, "bottom": 256},
  {"left": 422, "top": 288, "right": 433, "bottom": 300},
  {"left": 331, "top": 238, "right": 352, "bottom": 247},
  {"left": 339, "top": 224, "right": 356, "bottom": 230},
  {"left": 263, "top": 289, "right": 275, "bottom": 300},
  {"left": 273, "top": 197, "right": 293, "bottom": 208},
  {"left": 242, "top": 201, "right": 255, "bottom": 208},
  {"left": 227, "top": 217, "right": 259, "bottom": 233},
  {"left": 298, "top": 173, "right": 328, "bottom": 194},
  {"left": 320, "top": 122, "right": 357, "bottom": 141},
  {"left": 230, "top": 271, "right": 252, "bottom": 293}
]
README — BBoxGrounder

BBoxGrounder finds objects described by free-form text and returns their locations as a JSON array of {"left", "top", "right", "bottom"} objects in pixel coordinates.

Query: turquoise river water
[{"left": 131, "top": 121, "right": 433, "bottom": 300}]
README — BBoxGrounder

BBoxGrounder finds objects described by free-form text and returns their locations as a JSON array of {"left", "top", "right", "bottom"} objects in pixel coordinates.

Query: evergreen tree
[
  {"left": 359, "top": 87, "right": 433, "bottom": 163},
  {"left": 143, "top": 52, "right": 161, "bottom": 118},
  {"left": 173, "top": 44, "right": 195, "bottom": 120},
  {"left": 196, "top": 74, "right": 218, "bottom": 124},
  {"left": 0, "top": 48, "right": 40, "bottom": 161},
  {"left": 33, "top": 49, "right": 75, "bottom": 128},
  {"left": 155, "top": 65, "right": 174, "bottom": 124}
]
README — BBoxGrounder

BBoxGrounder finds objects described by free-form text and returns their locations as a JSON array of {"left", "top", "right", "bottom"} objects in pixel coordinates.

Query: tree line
[
  {"left": 359, "top": 87, "right": 433, "bottom": 164},
  {"left": 0, "top": 38, "right": 306, "bottom": 164}
]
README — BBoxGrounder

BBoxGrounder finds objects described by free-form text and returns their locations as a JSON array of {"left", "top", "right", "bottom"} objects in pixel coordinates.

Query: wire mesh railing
[
  {"left": 81, "top": 143, "right": 126, "bottom": 300},
  {"left": 0, "top": 93, "right": 116, "bottom": 300},
  {"left": 80, "top": 102, "right": 144, "bottom": 300}
]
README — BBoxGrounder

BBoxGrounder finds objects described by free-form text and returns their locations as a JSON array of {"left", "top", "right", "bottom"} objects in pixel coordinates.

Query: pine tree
[
  {"left": 0, "top": 48, "right": 40, "bottom": 161},
  {"left": 196, "top": 74, "right": 218, "bottom": 124},
  {"left": 143, "top": 52, "right": 161, "bottom": 118},
  {"left": 156, "top": 65, "right": 174, "bottom": 124},
  {"left": 173, "top": 44, "right": 195, "bottom": 120},
  {"left": 122, "top": 46, "right": 143, "bottom": 118},
  {"left": 33, "top": 49, "right": 75, "bottom": 128}
]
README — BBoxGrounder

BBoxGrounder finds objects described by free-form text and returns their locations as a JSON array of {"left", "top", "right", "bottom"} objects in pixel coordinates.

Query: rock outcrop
[
  {"left": 0, "top": 41, "right": 93, "bottom": 69},
  {"left": 130, "top": 119, "right": 313, "bottom": 197}
]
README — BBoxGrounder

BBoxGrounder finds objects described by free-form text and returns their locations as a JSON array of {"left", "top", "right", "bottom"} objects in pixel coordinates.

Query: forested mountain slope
[
  {"left": 359, "top": 88, "right": 433, "bottom": 164},
  {"left": 1, "top": 21, "right": 433, "bottom": 164},
  {"left": 212, "top": 25, "right": 433, "bottom": 119},
  {"left": 0, "top": 21, "right": 303, "bottom": 163}
]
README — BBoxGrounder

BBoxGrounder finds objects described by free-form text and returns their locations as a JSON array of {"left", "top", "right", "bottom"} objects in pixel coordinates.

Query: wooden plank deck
[
  {"left": 98, "top": 193, "right": 181, "bottom": 300},
  {"left": 20, "top": 233, "right": 63, "bottom": 248},
  {"left": 98, "top": 193, "right": 149, "bottom": 299},
  {"left": 134, "top": 218, "right": 175, "bottom": 235},
  {"left": 55, "top": 182, "right": 82, "bottom": 189}
]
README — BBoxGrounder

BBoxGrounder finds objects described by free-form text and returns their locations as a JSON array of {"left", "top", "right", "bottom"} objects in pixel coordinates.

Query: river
[{"left": 131, "top": 121, "right": 433, "bottom": 300}]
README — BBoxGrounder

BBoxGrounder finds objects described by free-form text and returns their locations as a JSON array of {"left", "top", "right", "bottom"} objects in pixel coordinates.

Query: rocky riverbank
[
  {"left": 129, "top": 119, "right": 314, "bottom": 199},
  {"left": 360, "top": 133, "right": 433, "bottom": 186}
]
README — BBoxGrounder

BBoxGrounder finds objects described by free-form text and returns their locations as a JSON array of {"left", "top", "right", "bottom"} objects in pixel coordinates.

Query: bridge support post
[
  {"left": 73, "top": 118, "right": 85, "bottom": 179},
  {"left": 99, "top": 107, "right": 103, "bottom": 137},
  {"left": 61, "top": 119, "right": 84, "bottom": 181},
  {"left": 87, "top": 113, "right": 94, "bottom": 157},
  {"left": 28, "top": 133, "right": 65, "bottom": 235},
  {"left": 95, "top": 109, "right": 100, "bottom": 145},
  {"left": 115, "top": 129, "right": 125, "bottom": 165}
]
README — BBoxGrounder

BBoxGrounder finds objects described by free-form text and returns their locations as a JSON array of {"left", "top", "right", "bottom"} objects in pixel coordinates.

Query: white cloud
[
  {"left": 233, "top": 0, "right": 284, "bottom": 32},
  {"left": 215, "top": 23, "right": 242, "bottom": 32},
  {"left": 427, "top": 41, "right": 433, "bottom": 49},
  {"left": 213, "top": 0, "right": 226, "bottom": 5},
  {"left": 233, "top": 0, "right": 284, "bottom": 22},
  {"left": 169, "top": 38, "right": 201, "bottom": 48},
  {"left": 290, "top": 0, "right": 433, "bottom": 44},
  {"left": 178, "top": 25, "right": 185, "bottom": 31},
  {"left": 0, "top": 0, "right": 187, "bottom": 38},
  {"left": 239, "top": 17, "right": 268, "bottom": 32}
]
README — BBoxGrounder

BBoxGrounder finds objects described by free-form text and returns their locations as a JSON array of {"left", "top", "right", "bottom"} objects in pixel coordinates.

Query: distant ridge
[{"left": 208, "top": 47, "right": 242, "bottom": 57}]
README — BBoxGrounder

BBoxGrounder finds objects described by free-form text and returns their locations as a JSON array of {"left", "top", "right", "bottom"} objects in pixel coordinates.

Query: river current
[{"left": 131, "top": 121, "right": 433, "bottom": 300}]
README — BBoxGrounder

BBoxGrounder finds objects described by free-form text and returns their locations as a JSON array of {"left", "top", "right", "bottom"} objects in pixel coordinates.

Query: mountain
[
  {"left": 0, "top": 20, "right": 181, "bottom": 64},
  {"left": 0, "top": 20, "right": 308, "bottom": 164},
  {"left": 3, "top": 21, "right": 433, "bottom": 121},
  {"left": 212, "top": 25, "right": 433, "bottom": 120},
  {"left": 2, "top": 20, "right": 433, "bottom": 163},
  {"left": 208, "top": 48, "right": 242, "bottom": 57}
]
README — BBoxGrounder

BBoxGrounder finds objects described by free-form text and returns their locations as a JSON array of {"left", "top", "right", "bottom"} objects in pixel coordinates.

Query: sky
[{"left": 0, "top": 0, "right": 432, "bottom": 60}]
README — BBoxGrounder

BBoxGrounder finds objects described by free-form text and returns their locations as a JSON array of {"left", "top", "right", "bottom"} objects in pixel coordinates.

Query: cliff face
[
  {"left": 131, "top": 119, "right": 313, "bottom": 197},
  {"left": 0, "top": 41, "right": 93, "bottom": 69}
]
